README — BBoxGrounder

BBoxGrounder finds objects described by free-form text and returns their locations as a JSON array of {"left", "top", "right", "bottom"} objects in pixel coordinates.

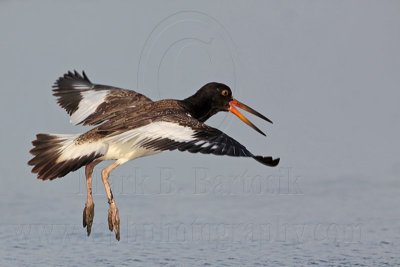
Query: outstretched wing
[
  {"left": 52, "top": 70, "right": 153, "bottom": 126},
  {"left": 107, "top": 113, "right": 280, "bottom": 167}
]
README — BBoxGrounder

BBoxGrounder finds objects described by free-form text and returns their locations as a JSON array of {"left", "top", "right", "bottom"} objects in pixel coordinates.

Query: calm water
[{"left": 1, "top": 164, "right": 399, "bottom": 266}]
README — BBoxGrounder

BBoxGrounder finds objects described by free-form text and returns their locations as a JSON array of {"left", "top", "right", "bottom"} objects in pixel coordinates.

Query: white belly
[{"left": 100, "top": 134, "right": 161, "bottom": 161}]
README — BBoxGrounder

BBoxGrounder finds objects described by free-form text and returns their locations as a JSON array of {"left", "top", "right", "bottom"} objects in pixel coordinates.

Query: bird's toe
[
  {"left": 83, "top": 202, "right": 95, "bottom": 236},
  {"left": 107, "top": 202, "right": 120, "bottom": 241}
]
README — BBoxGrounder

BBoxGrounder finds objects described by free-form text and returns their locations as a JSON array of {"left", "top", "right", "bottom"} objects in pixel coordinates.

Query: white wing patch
[
  {"left": 109, "top": 121, "right": 196, "bottom": 145},
  {"left": 55, "top": 134, "right": 108, "bottom": 163},
  {"left": 102, "top": 122, "right": 195, "bottom": 161},
  {"left": 70, "top": 90, "right": 109, "bottom": 125}
]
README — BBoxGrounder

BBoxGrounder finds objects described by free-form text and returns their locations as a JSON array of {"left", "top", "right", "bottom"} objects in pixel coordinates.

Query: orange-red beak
[{"left": 229, "top": 99, "right": 273, "bottom": 136}]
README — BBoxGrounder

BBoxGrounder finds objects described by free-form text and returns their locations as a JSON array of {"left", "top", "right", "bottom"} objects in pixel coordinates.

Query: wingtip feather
[{"left": 253, "top": 156, "right": 280, "bottom": 167}]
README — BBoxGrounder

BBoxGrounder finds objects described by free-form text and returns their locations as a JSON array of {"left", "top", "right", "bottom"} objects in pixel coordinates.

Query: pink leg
[
  {"left": 101, "top": 161, "right": 121, "bottom": 241},
  {"left": 82, "top": 160, "right": 101, "bottom": 236}
]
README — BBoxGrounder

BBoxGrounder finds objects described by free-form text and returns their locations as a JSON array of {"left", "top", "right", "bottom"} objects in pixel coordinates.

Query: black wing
[
  {"left": 135, "top": 114, "right": 280, "bottom": 167},
  {"left": 52, "top": 70, "right": 153, "bottom": 126}
]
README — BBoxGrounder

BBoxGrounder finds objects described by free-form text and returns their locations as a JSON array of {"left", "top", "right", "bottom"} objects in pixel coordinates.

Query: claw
[
  {"left": 83, "top": 202, "right": 95, "bottom": 236},
  {"left": 108, "top": 202, "right": 120, "bottom": 241}
]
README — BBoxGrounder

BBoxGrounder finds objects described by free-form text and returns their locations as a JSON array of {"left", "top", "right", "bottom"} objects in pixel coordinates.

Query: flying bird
[{"left": 28, "top": 71, "right": 280, "bottom": 240}]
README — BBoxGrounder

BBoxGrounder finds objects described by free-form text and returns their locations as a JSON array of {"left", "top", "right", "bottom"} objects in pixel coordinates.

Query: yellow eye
[{"left": 221, "top": 89, "right": 229, "bottom": 97}]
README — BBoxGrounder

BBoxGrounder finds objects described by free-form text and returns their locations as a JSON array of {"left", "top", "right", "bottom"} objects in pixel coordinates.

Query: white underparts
[{"left": 55, "top": 122, "right": 197, "bottom": 164}]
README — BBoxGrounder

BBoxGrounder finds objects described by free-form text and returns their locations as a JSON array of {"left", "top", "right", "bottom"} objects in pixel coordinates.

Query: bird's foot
[
  {"left": 108, "top": 202, "right": 120, "bottom": 241},
  {"left": 83, "top": 201, "right": 95, "bottom": 236}
]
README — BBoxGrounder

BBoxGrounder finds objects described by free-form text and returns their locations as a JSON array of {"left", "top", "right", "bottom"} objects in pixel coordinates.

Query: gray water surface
[{"left": 1, "top": 169, "right": 399, "bottom": 266}]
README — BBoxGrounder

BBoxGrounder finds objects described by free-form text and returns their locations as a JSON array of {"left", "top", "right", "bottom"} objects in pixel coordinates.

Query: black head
[
  {"left": 182, "top": 82, "right": 233, "bottom": 122},
  {"left": 182, "top": 82, "right": 273, "bottom": 136},
  {"left": 197, "top": 82, "right": 234, "bottom": 111}
]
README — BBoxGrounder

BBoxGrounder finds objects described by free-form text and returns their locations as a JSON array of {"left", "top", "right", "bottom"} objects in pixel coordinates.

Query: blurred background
[{"left": 0, "top": 1, "right": 399, "bottom": 266}]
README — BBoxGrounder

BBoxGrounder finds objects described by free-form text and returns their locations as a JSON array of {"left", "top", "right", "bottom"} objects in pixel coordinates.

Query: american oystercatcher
[{"left": 28, "top": 71, "right": 280, "bottom": 240}]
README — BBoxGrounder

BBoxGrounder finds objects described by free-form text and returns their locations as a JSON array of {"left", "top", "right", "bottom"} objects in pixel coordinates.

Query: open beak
[{"left": 229, "top": 99, "right": 273, "bottom": 136}]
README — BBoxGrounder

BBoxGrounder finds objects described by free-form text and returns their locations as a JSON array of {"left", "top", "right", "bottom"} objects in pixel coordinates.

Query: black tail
[{"left": 28, "top": 133, "right": 102, "bottom": 180}]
